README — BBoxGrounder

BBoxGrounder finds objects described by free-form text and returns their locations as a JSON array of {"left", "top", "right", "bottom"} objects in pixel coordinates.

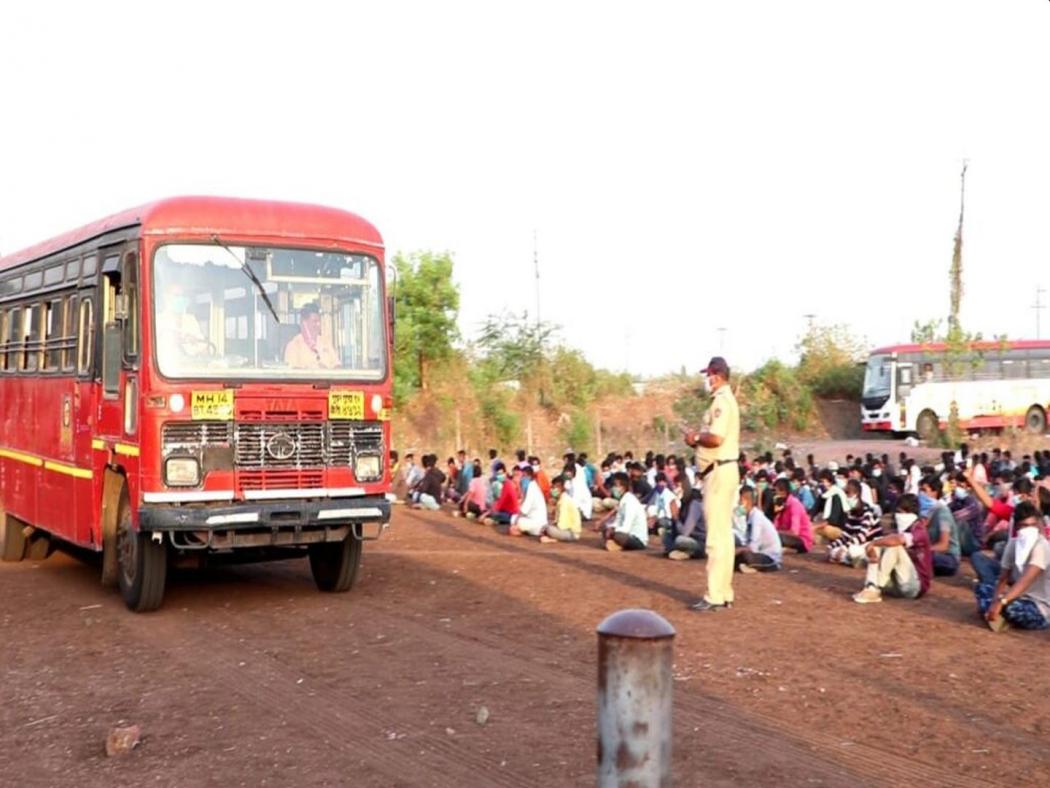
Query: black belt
[{"left": 699, "top": 459, "right": 736, "bottom": 479}]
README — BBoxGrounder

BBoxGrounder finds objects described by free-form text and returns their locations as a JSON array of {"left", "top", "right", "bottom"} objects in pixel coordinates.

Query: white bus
[{"left": 861, "top": 340, "right": 1050, "bottom": 439}]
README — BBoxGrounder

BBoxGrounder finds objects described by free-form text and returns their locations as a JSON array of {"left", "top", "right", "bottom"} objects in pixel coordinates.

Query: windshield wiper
[{"left": 210, "top": 234, "right": 280, "bottom": 325}]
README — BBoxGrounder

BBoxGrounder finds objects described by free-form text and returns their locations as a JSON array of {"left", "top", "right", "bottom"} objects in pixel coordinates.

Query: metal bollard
[{"left": 597, "top": 609, "right": 676, "bottom": 787}]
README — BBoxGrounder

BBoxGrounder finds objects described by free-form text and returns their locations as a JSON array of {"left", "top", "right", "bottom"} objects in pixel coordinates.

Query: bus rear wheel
[
  {"left": 309, "top": 535, "right": 362, "bottom": 593},
  {"left": 116, "top": 488, "right": 167, "bottom": 612},
  {"left": 1, "top": 513, "right": 26, "bottom": 562},
  {"left": 1025, "top": 406, "right": 1047, "bottom": 435},
  {"left": 916, "top": 410, "right": 939, "bottom": 441}
]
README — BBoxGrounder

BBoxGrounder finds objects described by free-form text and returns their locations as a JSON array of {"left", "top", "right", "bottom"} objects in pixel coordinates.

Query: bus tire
[
  {"left": 309, "top": 535, "right": 362, "bottom": 593},
  {"left": 1, "top": 513, "right": 26, "bottom": 562},
  {"left": 25, "top": 531, "right": 53, "bottom": 561},
  {"left": 916, "top": 410, "right": 938, "bottom": 441},
  {"left": 116, "top": 487, "right": 167, "bottom": 612},
  {"left": 1025, "top": 406, "right": 1047, "bottom": 435}
]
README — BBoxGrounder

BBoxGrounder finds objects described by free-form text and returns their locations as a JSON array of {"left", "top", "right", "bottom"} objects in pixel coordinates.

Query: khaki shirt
[
  {"left": 284, "top": 333, "right": 340, "bottom": 369},
  {"left": 698, "top": 384, "right": 740, "bottom": 465}
]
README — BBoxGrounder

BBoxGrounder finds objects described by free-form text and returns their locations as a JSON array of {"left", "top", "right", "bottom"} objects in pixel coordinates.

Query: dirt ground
[{"left": 2, "top": 505, "right": 1049, "bottom": 787}]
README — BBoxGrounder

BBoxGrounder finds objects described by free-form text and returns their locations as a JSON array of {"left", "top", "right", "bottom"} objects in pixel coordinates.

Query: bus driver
[
  {"left": 285, "top": 301, "right": 339, "bottom": 369},
  {"left": 157, "top": 283, "right": 211, "bottom": 361}
]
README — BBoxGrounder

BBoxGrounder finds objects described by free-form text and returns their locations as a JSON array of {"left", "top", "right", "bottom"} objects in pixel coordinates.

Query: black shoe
[{"left": 690, "top": 599, "right": 731, "bottom": 612}]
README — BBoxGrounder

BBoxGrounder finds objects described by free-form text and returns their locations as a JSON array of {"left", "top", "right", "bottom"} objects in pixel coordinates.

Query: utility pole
[
  {"left": 716, "top": 327, "right": 727, "bottom": 354},
  {"left": 803, "top": 313, "right": 816, "bottom": 330},
  {"left": 1034, "top": 285, "right": 1047, "bottom": 339},
  {"left": 533, "top": 229, "right": 541, "bottom": 327}
]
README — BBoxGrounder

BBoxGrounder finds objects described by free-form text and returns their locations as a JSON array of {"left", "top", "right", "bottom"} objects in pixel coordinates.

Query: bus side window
[
  {"left": 122, "top": 251, "right": 138, "bottom": 364},
  {"left": 61, "top": 295, "right": 77, "bottom": 372},
  {"left": 77, "top": 297, "right": 95, "bottom": 377},
  {"left": 44, "top": 298, "right": 63, "bottom": 370},
  {"left": 4, "top": 307, "right": 22, "bottom": 372},
  {"left": 22, "top": 303, "right": 41, "bottom": 372}
]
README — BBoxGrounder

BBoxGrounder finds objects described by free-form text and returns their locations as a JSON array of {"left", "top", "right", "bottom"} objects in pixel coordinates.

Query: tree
[
  {"left": 475, "top": 311, "right": 558, "bottom": 382},
  {"left": 391, "top": 251, "right": 460, "bottom": 399},
  {"left": 795, "top": 323, "right": 866, "bottom": 399}
]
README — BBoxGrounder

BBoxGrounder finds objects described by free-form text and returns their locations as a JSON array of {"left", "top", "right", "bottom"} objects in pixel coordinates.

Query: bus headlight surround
[
  {"left": 354, "top": 455, "right": 381, "bottom": 481},
  {"left": 165, "top": 457, "right": 201, "bottom": 487}
]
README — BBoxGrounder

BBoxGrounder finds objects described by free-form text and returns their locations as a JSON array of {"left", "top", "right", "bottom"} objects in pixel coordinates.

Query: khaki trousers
[{"left": 703, "top": 462, "right": 739, "bottom": 605}]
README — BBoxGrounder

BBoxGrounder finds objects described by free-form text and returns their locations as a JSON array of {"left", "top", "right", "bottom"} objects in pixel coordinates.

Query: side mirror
[{"left": 113, "top": 293, "right": 130, "bottom": 321}]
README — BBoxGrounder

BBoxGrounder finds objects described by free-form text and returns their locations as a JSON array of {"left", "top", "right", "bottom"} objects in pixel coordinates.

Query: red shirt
[
  {"left": 905, "top": 520, "right": 934, "bottom": 597},
  {"left": 493, "top": 479, "right": 521, "bottom": 516}
]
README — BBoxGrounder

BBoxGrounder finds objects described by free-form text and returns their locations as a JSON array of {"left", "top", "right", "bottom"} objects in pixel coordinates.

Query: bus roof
[
  {"left": 870, "top": 340, "right": 1050, "bottom": 356},
  {"left": 0, "top": 196, "right": 384, "bottom": 272}
]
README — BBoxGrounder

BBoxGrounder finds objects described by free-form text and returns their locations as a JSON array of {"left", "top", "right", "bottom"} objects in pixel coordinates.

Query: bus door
[
  {"left": 95, "top": 247, "right": 140, "bottom": 528},
  {"left": 896, "top": 362, "right": 913, "bottom": 425}
]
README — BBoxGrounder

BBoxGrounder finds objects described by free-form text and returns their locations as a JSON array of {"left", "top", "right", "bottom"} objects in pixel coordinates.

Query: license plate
[
  {"left": 191, "top": 389, "right": 234, "bottom": 420},
  {"left": 329, "top": 391, "right": 364, "bottom": 420}
]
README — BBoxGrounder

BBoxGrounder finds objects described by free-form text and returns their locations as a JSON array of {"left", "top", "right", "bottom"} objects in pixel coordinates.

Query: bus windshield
[
  {"left": 862, "top": 354, "right": 892, "bottom": 397},
  {"left": 153, "top": 243, "right": 386, "bottom": 381}
]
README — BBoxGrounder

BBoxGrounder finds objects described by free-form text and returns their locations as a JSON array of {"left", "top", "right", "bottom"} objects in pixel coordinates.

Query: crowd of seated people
[{"left": 390, "top": 443, "right": 1050, "bottom": 633}]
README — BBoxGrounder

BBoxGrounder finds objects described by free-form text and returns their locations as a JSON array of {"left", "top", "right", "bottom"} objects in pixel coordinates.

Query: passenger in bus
[
  {"left": 157, "top": 284, "right": 210, "bottom": 360},
  {"left": 284, "top": 301, "right": 339, "bottom": 369}
]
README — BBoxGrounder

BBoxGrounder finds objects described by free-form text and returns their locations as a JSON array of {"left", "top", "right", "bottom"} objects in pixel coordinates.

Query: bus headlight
[
  {"left": 165, "top": 457, "right": 201, "bottom": 487},
  {"left": 354, "top": 455, "right": 381, "bottom": 481}
]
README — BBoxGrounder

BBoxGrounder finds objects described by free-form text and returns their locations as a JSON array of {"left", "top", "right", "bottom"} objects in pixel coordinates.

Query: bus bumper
[
  {"left": 138, "top": 496, "right": 391, "bottom": 550},
  {"left": 862, "top": 421, "right": 893, "bottom": 431}
]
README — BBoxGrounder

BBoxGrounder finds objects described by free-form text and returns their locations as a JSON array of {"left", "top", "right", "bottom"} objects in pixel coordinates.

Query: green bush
[
  {"left": 807, "top": 362, "right": 864, "bottom": 400},
  {"left": 739, "top": 360, "right": 815, "bottom": 432},
  {"left": 560, "top": 409, "right": 592, "bottom": 453}
]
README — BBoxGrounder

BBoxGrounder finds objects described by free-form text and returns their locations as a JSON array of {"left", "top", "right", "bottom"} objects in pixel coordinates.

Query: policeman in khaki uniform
[{"left": 683, "top": 357, "right": 740, "bottom": 612}]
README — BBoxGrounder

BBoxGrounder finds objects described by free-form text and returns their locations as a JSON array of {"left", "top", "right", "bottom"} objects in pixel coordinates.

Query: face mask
[
  {"left": 496, "top": 473, "right": 506, "bottom": 482},
  {"left": 170, "top": 295, "right": 188, "bottom": 311},
  {"left": 835, "top": 479, "right": 846, "bottom": 489},
  {"left": 873, "top": 468, "right": 883, "bottom": 478},
  {"left": 734, "top": 505, "right": 747, "bottom": 518},
  {"left": 551, "top": 488, "right": 561, "bottom": 499},
  {"left": 894, "top": 512, "right": 918, "bottom": 531},
  {"left": 918, "top": 492, "right": 938, "bottom": 514},
  {"left": 531, "top": 464, "right": 539, "bottom": 472},
  {"left": 756, "top": 482, "right": 768, "bottom": 491},
  {"left": 846, "top": 496, "right": 859, "bottom": 510},
  {"left": 656, "top": 483, "right": 667, "bottom": 492},
  {"left": 953, "top": 488, "right": 969, "bottom": 501},
  {"left": 1012, "top": 495, "right": 1024, "bottom": 506},
  {"left": 703, "top": 376, "right": 714, "bottom": 394},
  {"left": 612, "top": 488, "right": 624, "bottom": 500}
]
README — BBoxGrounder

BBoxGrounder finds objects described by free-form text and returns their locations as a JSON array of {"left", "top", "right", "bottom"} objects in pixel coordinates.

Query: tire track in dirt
[
  {"left": 394, "top": 509, "right": 1000, "bottom": 788},
  {"left": 117, "top": 610, "right": 533, "bottom": 788}
]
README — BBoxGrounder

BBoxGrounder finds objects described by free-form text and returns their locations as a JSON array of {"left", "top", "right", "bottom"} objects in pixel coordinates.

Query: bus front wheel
[
  {"left": 916, "top": 410, "right": 939, "bottom": 441},
  {"left": 1025, "top": 406, "right": 1047, "bottom": 435},
  {"left": 116, "top": 488, "right": 167, "bottom": 612},
  {"left": 309, "top": 535, "right": 363, "bottom": 593}
]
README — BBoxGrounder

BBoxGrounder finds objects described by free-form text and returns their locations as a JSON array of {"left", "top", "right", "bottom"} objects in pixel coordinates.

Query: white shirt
[
  {"left": 746, "top": 508, "right": 783, "bottom": 566},
  {"left": 518, "top": 480, "right": 548, "bottom": 526},
  {"left": 570, "top": 476, "right": 593, "bottom": 519},
  {"left": 614, "top": 492, "right": 649, "bottom": 543}
]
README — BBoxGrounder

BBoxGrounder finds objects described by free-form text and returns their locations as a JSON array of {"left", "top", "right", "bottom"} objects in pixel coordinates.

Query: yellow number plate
[
  {"left": 191, "top": 390, "right": 234, "bottom": 420},
  {"left": 329, "top": 391, "right": 364, "bottom": 420}
]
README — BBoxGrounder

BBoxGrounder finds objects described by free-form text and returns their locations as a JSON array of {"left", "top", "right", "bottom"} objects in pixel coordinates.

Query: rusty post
[{"left": 597, "top": 609, "right": 676, "bottom": 787}]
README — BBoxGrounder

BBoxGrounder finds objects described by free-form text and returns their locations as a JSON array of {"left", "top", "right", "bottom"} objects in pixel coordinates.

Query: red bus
[{"left": 0, "top": 197, "right": 393, "bottom": 611}]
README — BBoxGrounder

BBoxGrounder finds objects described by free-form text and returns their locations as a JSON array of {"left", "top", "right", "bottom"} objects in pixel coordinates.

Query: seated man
[
  {"left": 157, "top": 284, "right": 211, "bottom": 362},
  {"left": 412, "top": 454, "right": 446, "bottom": 511},
  {"left": 973, "top": 502, "right": 1050, "bottom": 631},
  {"left": 455, "top": 460, "right": 487, "bottom": 519},
  {"left": 666, "top": 480, "right": 706, "bottom": 560},
  {"left": 482, "top": 463, "right": 520, "bottom": 526},
  {"left": 602, "top": 472, "right": 649, "bottom": 552},
  {"left": 284, "top": 301, "right": 339, "bottom": 369},
  {"left": 773, "top": 478, "right": 814, "bottom": 554},
  {"left": 853, "top": 494, "right": 933, "bottom": 604},
  {"left": 510, "top": 466, "right": 548, "bottom": 537},
  {"left": 564, "top": 464, "right": 594, "bottom": 521},
  {"left": 827, "top": 479, "right": 884, "bottom": 566},
  {"left": 540, "top": 475, "right": 582, "bottom": 543},
  {"left": 919, "top": 475, "right": 962, "bottom": 576},
  {"left": 813, "top": 469, "right": 849, "bottom": 543},
  {"left": 735, "top": 486, "right": 783, "bottom": 573}
]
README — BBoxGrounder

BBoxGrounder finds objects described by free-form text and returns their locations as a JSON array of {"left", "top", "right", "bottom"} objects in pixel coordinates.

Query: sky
[{"left": 2, "top": 1, "right": 1050, "bottom": 377}]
